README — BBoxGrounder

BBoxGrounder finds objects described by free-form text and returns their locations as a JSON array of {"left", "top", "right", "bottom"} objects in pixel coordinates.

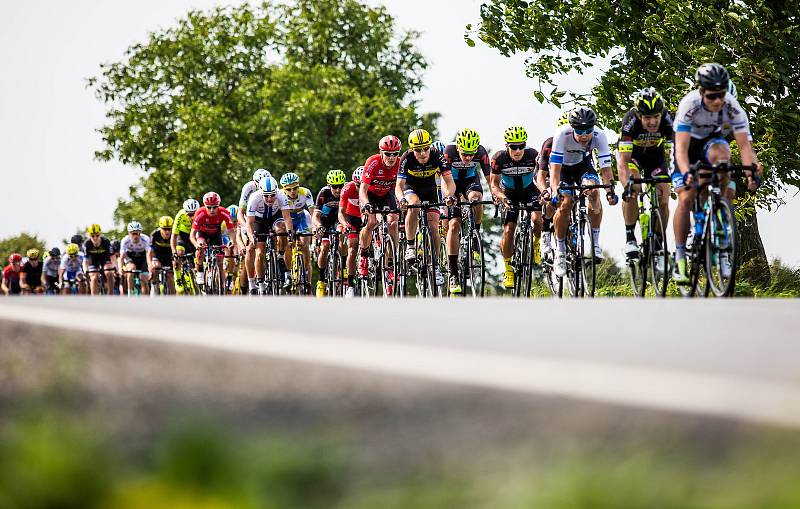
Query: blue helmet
[
  {"left": 432, "top": 140, "right": 447, "bottom": 154},
  {"left": 279, "top": 172, "right": 300, "bottom": 188},
  {"left": 227, "top": 204, "right": 239, "bottom": 218}
]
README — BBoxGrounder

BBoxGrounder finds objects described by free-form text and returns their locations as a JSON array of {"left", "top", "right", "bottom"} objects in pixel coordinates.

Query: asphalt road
[{"left": 1, "top": 297, "right": 799, "bottom": 427}]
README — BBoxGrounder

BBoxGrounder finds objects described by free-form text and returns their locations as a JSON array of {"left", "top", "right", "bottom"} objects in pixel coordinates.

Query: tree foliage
[
  {"left": 90, "top": 0, "right": 436, "bottom": 230},
  {"left": 0, "top": 233, "right": 46, "bottom": 265},
  {"left": 471, "top": 0, "right": 800, "bottom": 206}
]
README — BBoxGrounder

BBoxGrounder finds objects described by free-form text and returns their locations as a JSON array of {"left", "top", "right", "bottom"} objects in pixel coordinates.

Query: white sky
[{"left": 1, "top": 0, "right": 797, "bottom": 264}]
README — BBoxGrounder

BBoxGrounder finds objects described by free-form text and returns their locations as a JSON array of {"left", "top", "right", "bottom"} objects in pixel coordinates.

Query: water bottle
[
  {"left": 639, "top": 211, "right": 650, "bottom": 240},
  {"left": 693, "top": 210, "right": 706, "bottom": 237}
]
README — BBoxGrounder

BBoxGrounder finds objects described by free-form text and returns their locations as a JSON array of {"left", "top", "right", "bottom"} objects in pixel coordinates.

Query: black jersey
[
  {"left": 442, "top": 144, "right": 490, "bottom": 180},
  {"left": 398, "top": 147, "right": 450, "bottom": 190},
  {"left": 491, "top": 147, "right": 539, "bottom": 190},
  {"left": 149, "top": 229, "right": 172, "bottom": 261},
  {"left": 21, "top": 260, "right": 43, "bottom": 286},
  {"left": 83, "top": 236, "right": 112, "bottom": 266},
  {"left": 315, "top": 186, "right": 340, "bottom": 219},
  {"left": 618, "top": 108, "right": 675, "bottom": 159}
]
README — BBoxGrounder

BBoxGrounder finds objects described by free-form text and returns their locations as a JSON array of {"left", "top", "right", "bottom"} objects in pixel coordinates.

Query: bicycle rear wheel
[
  {"left": 358, "top": 252, "right": 376, "bottom": 297},
  {"left": 705, "top": 199, "right": 738, "bottom": 297},
  {"left": 512, "top": 229, "right": 525, "bottom": 297},
  {"left": 381, "top": 235, "right": 397, "bottom": 298},
  {"left": 580, "top": 219, "right": 597, "bottom": 297},
  {"left": 466, "top": 229, "right": 485, "bottom": 297},
  {"left": 649, "top": 208, "right": 669, "bottom": 297},
  {"left": 416, "top": 226, "right": 435, "bottom": 297},
  {"left": 327, "top": 247, "right": 342, "bottom": 297}
]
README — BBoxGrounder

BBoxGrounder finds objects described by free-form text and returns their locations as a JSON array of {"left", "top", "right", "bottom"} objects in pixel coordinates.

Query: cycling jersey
[
  {"left": 316, "top": 186, "right": 340, "bottom": 224},
  {"left": 173, "top": 209, "right": 193, "bottom": 235},
  {"left": 443, "top": 144, "right": 490, "bottom": 180},
  {"left": 43, "top": 257, "right": 60, "bottom": 278},
  {"left": 618, "top": 108, "right": 675, "bottom": 175},
  {"left": 149, "top": 229, "right": 173, "bottom": 264},
  {"left": 192, "top": 206, "right": 234, "bottom": 234},
  {"left": 238, "top": 181, "right": 258, "bottom": 214},
  {"left": 398, "top": 147, "right": 450, "bottom": 191},
  {"left": 550, "top": 125, "right": 612, "bottom": 168},
  {"left": 120, "top": 234, "right": 151, "bottom": 260},
  {"left": 339, "top": 181, "right": 361, "bottom": 217},
  {"left": 2, "top": 265, "right": 21, "bottom": 294},
  {"left": 21, "top": 260, "right": 42, "bottom": 288},
  {"left": 246, "top": 190, "right": 290, "bottom": 218},
  {"left": 538, "top": 137, "right": 554, "bottom": 174},
  {"left": 363, "top": 154, "right": 399, "bottom": 197},
  {"left": 83, "top": 236, "right": 113, "bottom": 267},
  {"left": 674, "top": 89, "right": 750, "bottom": 140},
  {"left": 285, "top": 187, "right": 314, "bottom": 218},
  {"left": 60, "top": 254, "right": 85, "bottom": 276},
  {"left": 491, "top": 147, "right": 539, "bottom": 190}
]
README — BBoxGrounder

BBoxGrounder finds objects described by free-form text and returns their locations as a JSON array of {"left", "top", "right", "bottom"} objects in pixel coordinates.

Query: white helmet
[
  {"left": 183, "top": 198, "right": 200, "bottom": 214},
  {"left": 352, "top": 166, "right": 364, "bottom": 185},
  {"left": 259, "top": 176, "right": 279, "bottom": 195},
  {"left": 253, "top": 168, "right": 271, "bottom": 183},
  {"left": 127, "top": 221, "right": 142, "bottom": 232}
]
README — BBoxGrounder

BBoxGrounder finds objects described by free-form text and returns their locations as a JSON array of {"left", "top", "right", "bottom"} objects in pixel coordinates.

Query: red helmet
[
  {"left": 203, "top": 191, "right": 221, "bottom": 207},
  {"left": 9, "top": 252, "right": 22, "bottom": 263},
  {"left": 378, "top": 135, "right": 401, "bottom": 152}
]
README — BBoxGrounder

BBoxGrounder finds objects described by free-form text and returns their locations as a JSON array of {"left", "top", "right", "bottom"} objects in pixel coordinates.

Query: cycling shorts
[
  {"left": 673, "top": 136, "right": 734, "bottom": 191},
  {"left": 341, "top": 213, "right": 363, "bottom": 240},
  {"left": 454, "top": 175, "right": 483, "bottom": 198},
  {"left": 366, "top": 190, "right": 398, "bottom": 211},
  {"left": 629, "top": 156, "right": 668, "bottom": 178},
  {"left": 255, "top": 214, "right": 285, "bottom": 242},
  {"left": 404, "top": 186, "right": 440, "bottom": 213},
  {"left": 503, "top": 184, "right": 541, "bottom": 224},
  {"left": 196, "top": 230, "right": 223, "bottom": 247},
  {"left": 559, "top": 159, "right": 601, "bottom": 196}
]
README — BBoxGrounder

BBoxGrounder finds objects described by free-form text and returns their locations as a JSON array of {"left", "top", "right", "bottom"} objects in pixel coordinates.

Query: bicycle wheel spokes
[
  {"left": 649, "top": 208, "right": 669, "bottom": 298},
  {"left": 581, "top": 220, "right": 597, "bottom": 298},
  {"left": 705, "top": 200, "right": 737, "bottom": 297},
  {"left": 467, "top": 230, "right": 485, "bottom": 297},
  {"left": 382, "top": 235, "right": 397, "bottom": 298}
]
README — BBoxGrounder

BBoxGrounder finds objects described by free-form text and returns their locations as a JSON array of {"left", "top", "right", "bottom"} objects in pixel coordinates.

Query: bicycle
[
  {"left": 85, "top": 266, "right": 113, "bottom": 295},
  {"left": 289, "top": 232, "right": 313, "bottom": 296},
  {"left": 504, "top": 201, "right": 541, "bottom": 298},
  {"left": 124, "top": 269, "right": 143, "bottom": 296},
  {"left": 679, "top": 162, "right": 755, "bottom": 298},
  {"left": 368, "top": 206, "right": 400, "bottom": 298},
  {"left": 153, "top": 265, "right": 174, "bottom": 295},
  {"left": 454, "top": 200, "right": 494, "bottom": 297},
  {"left": 405, "top": 201, "right": 446, "bottom": 298},
  {"left": 201, "top": 245, "right": 227, "bottom": 295},
  {"left": 321, "top": 226, "right": 346, "bottom": 297},
  {"left": 174, "top": 253, "right": 198, "bottom": 296},
  {"left": 623, "top": 175, "right": 671, "bottom": 297},
  {"left": 259, "top": 231, "right": 286, "bottom": 296},
  {"left": 555, "top": 183, "right": 614, "bottom": 298}
]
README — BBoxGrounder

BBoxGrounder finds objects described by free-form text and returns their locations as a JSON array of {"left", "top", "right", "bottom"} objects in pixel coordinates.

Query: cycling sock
[
  {"left": 676, "top": 243, "right": 686, "bottom": 261},
  {"left": 448, "top": 255, "right": 458, "bottom": 275},
  {"left": 592, "top": 228, "right": 601, "bottom": 245},
  {"left": 503, "top": 257, "right": 512, "bottom": 272},
  {"left": 248, "top": 277, "right": 256, "bottom": 289},
  {"left": 625, "top": 224, "right": 636, "bottom": 242},
  {"left": 557, "top": 237, "right": 566, "bottom": 253}
]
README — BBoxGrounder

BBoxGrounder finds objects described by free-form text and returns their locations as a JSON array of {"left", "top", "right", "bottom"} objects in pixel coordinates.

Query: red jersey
[
  {"left": 192, "top": 206, "right": 234, "bottom": 234},
  {"left": 3, "top": 265, "right": 21, "bottom": 294},
  {"left": 362, "top": 153, "right": 399, "bottom": 197},
  {"left": 339, "top": 181, "right": 361, "bottom": 217}
]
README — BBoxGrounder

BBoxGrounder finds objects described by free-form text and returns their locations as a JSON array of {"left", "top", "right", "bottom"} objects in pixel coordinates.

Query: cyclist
[
  {"left": 20, "top": 249, "right": 44, "bottom": 294},
  {"left": 538, "top": 112, "right": 571, "bottom": 256},
  {"left": 59, "top": 243, "right": 87, "bottom": 295},
  {"left": 2, "top": 253, "right": 23, "bottom": 295},
  {"left": 280, "top": 172, "right": 315, "bottom": 287},
  {"left": 442, "top": 128, "right": 491, "bottom": 294},
  {"left": 83, "top": 223, "right": 116, "bottom": 295},
  {"left": 43, "top": 247, "right": 61, "bottom": 294},
  {"left": 397, "top": 128, "right": 456, "bottom": 287},
  {"left": 120, "top": 221, "right": 152, "bottom": 295},
  {"left": 489, "top": 126, "right": 542, "bottom": 289},
  {"left": 672, "top": 63, "right": 760, "bottom": 283},
  {"left": 148, "top": 215, "right": 176, "bottom": 295},
  {"left": 313, "top": 169, "right": 346, "bottom": 297},
  {"left": 191, "top": 191, "right": 235, "bottom": 288},
  {"left": 238, "top": 169, "right": 271, "bottom": 294},
  {"left": 548, "top": 107, "right": 618, "bottom": 278},
  {"left": 110, "top": 239, "right": 123, "bottom": 294},
  {"left": 617, "top": 88, "right": 674, "bottom": 267},
  {"left": 340, "top": 166, "right": 364, "bottom": 297},
  {"left": 70, "top": 234, "right": 86, "bottom": 256},
  {"left": 359, "top": 135, "right": 402, "bottom": 283},
  {"left": 172, "top": 198, "right": 199, "bottom": 258},
  {"left": 225, "top": 204, "right": 242, "bottom": 293},
  {"left": 245, "top": 175, "right": 293, "bottom": 294}
]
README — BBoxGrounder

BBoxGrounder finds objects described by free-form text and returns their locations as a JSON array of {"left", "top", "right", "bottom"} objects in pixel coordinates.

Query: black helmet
[
  {"left": 569, "top": 107, "right": 597, "bottom": 130},
  {"left": 49, "top": 247, "right": 61, "bottom": 257},
  {"left": 635, "top": 87, "right": 665, "bottom": 115},
  {"left": 695, "top": 63, "right": 729, "bottom": 90},
  {"left": 70, "top": 234, "right": 84, "bottom": 245}
]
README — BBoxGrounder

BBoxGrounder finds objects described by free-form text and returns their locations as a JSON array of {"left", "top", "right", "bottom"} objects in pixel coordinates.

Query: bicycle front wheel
[
  {"left": 580, "top": 220, "right": 597, "bottom": 297},
  {"left": 466, "top": 229, "right": 485, "bottom": 297},
  {"left": 705, "top": 199, "right": 738, "bottom": 297},
  {"left": 416, "top": 226, "right": 434, "bottom": 297},
  {"left": 382, "top": 235, "right": 397, "bottom": 298},
  {"left": 649, "top": 208, "right": 669, "bottom": 297}
]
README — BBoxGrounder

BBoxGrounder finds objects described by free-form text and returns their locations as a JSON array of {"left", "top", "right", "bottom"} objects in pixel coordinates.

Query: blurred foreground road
[{"left": 1, "top": 297, "right": 799, "bottom": 428}]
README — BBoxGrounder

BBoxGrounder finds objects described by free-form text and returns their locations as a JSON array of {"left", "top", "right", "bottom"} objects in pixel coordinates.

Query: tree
[
  {"left": 90, "top": 0, "right": 437, "bottom": 231},
  {"left": 0, "top": 233, "right": 46, "bottom": 265},
  {"left": 471, "top": 0, "right": 800, "bottom": 276}
]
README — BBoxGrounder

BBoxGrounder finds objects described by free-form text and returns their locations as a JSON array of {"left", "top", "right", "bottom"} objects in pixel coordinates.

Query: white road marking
[{"left": 1, "top": 303, "right": 799, "bottom": 428}]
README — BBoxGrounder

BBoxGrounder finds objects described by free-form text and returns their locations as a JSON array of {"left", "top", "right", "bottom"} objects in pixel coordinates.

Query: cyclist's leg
[
  {"left": 622, "top": 161, "right": 642, "bottom": 246},
  {"left": 150, "top": 258, "right": 162, "bottom": 295},
  {"left": 103, "top": 262, "right": 116, "bottom": 295},
  {"left": 403, "top": 189, "right": 421, "bottom": 248},
  {"left": 88, "top": 266, "right": 100, "bottom": 295}
]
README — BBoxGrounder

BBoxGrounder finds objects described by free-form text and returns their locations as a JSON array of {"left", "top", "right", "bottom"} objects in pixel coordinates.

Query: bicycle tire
[
  {"left": 467, "top": 229, "right": 485, "bottom": 297},
  {"left": 382, "top": 235, "right": 397, "bottom": 298},
  {"left": 417, "top": 226, "right": 434, "bottom": 297},
  {"left": 705, "top": 199, "right": 738, "bottom": 297},
  {"left": 649, "top": 207, "right": 669, "bottom": 298},
  {"left": 512, "top": 228, "right": 525, "bottom": 297},
  {"left": 581, "top": 217, "right": 597, "bottom": 298},
  {"left": 327, "top": 245, "right": 342, "bottom": 297}
]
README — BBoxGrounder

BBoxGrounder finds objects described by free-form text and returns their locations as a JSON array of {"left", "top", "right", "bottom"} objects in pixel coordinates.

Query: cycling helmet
[
  {"left": 727, "top": 80, "right": 738, "bottom": 99},
  {"left": 326, "top": 170, "right": 346, "bottom": 186},
  {"left": 158, "top": 215, "right": 174, "bottom": 229},
  {"left": 227, "top": 204, "right": 238, "bottom": 218},
  {"left": 259, "top": 175, "right": 279, "bottom": 195},
  {"left": 503, "top": 126, "right": 527, "bottom": 144},
  {"left": 127, "top": 221, "right": 142, "bottom": 232},
  {"left": 455, "top": 129, "right": 479, "bottom": 153},
  {"left": 8, "top": 252, "right": 22, "bottom": 263},
  {"left": 379, "top": 135, "right": 401, "bottom": 152},
  {"left": 86, "top": 224, "right": 102, "bottom": 235},
  {"left": 26, "top": 248, "right": 40, "bottom": 260},
  {"left": 635, "top": 87, "right": 665, "bottom": 115},
  {"left": 408, "top": 129, "right": 432, "bottom": 149},
  {"left": 66, "top": 244, "right": 79, "bottom": 256},
  {"left": 183, "top": 198, "right": 200, "bottom": 214},
  {"left": 569, "top": 107, "right": 597, "bottom": 130},
  {"left": 432, "top": 140, "right": 447, "bottom": 155},
  {"left": 253, "top": 168, "right": 271, "bottom": 183},
  {"left": 70, "top": 234, "right": 84, "bottom": 246},
  {"left": 352, "top": 166, "right": 364, "bottom": 185},
  {"left": 49, "top": 247, "right": 61, "bottom": 257},
  {"left": 280, "top": 172, "right": 300, "bottom": 188},
  {"left": 695, "top": 63, "right": 729, "bottom": 90},
  {"left": 556, "top": 111, "right": 570, "bottom": 127},
  {"left": 203, "top": 191, "right": 221, "bottom": 207}
]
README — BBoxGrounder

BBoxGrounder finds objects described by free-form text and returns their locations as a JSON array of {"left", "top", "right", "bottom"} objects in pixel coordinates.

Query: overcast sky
[{"left": 1, "top": 0, "right": 797, "bottom": 264}]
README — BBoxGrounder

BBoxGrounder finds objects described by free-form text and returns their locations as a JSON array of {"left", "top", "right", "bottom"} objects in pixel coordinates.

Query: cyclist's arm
[
  {"left": 440, "top": 171, "right": 456, "bottom": 199},
  {"left": 394, "top": 177, "right": 406, "bottom": 202},
  {"left": 549, "top": 163, "right": 562, "bottom": 195},
  {"left": 734, "top": 131, "right": 756, "bottom": 167},
  {"left": 246, "top": 215, "right": 257, "bottom": 241},
  {"left": 171, "top": 231, "right": 179, "bottom": 253},
  {"left": 282, "top": 209, "right": 294, "bottom": 233},
  {"left": 58, "top": 266, "right": 65, "bottom": 285},
  {"left": 189, "top": 226, "right": 200, "bottom": 248},
  {"left": 675, "top": 131, "right": 691, "bottom": 174},
  {"left": 1, "top": 277, "right": 8, "bottom": 296},
  {"left": 616, "top": 145, "right": 633, "bottom": 186},
  {"left": 359, "top": 182, "right": 371, "bottom": 208}
]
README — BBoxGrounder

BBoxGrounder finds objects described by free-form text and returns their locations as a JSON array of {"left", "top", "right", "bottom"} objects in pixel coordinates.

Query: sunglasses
[
  {"left": 330, "top": 184, "right": 344, "bottom": 190},
  {"left": 284, "top": 186, "right": 299, "bottom": 192},
  {"left": 382, "top": 151, "right": 400, "bottom": 157},
  {"left": 413, "top": 147, "right": 430, "bottom": 153},
  {"left": 207, "top": 205, "right": 219, "bottom": 210},
  {"left": 130, "top": 231, "right": 141, "bottom": 235},
  {"left": 90, "top": 234, "right": 101, "bottom": 238},
  {"left": 507, "top": 143, "right": 526, "bottom": 150},
  {"left": 573, "top": 128, "right": 593, "bottom": 135},
  {"left": 704, "top": 90, "right": 726, "bottom": 101},
  {"left": 262, "top": 193, "right": 277, "bottom": 199}
]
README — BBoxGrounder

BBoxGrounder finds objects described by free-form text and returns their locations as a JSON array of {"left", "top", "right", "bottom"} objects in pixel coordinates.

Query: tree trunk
[{"left": 736, "top": 202, "right": 770, "bottom": 285}]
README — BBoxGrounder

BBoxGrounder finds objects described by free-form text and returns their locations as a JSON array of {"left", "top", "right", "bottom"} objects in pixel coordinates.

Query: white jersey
[
  {"left": 550, "top": 125, "right": 612, "bottom": 168},
  {"left": 285, "top": 187, "right": 315, "bottom": 218},
  {"left": 247, "top": 190, "right": 290, "bottom": 218},
  {"left": 60, "top": 254, "right": 84, "bottom": 273},
  {"left": 120, "top": 234, "right": 151, "bottom": 259},
  {"left": 238, "top": 181, "right": 259, "bottom": 210},
  {"left": 674, "top": 89, "right": 750, "bottom": 140},
  {"left": 44, "top": 257, "right": 61, "bottom": 277}
]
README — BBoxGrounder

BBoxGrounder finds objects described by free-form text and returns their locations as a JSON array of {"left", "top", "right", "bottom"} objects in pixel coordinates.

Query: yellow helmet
[
  {"left": 503, "top": 126, "right": 528, "bottom": 144},
  {"left": 408, "top": 129, "right": 432, "bottom": 150},
  {"left": 158, "top": 215, "right": 174, "bottom": 229},
  {"left": 26, "top": 248, "right": 40, "bottom": 260},
  {"left": 556, "top": 111, "right": 570, "bottom": 127},
  {"left": 86, "top": 224, "right": 102, "bottom": 235},
  {"left": 326, "top": 170, "right": 346, "bottom": 186},
  {"left": 456, "top": 128, "right": 480, "bottom": 154},
  {"left": 66, "top": 243, "right": 80, "bottom": 256}
]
